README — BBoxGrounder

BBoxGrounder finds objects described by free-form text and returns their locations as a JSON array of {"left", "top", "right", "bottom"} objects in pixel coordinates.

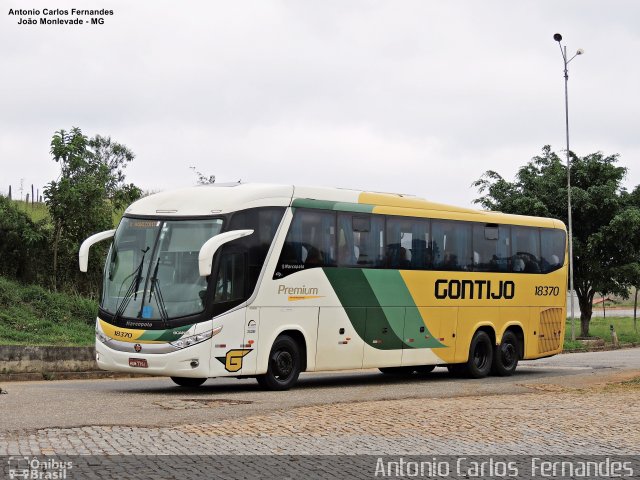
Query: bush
[
  {"left": 0, "top": 196, "right": 49, "bottom": 284},
  {"left": 0, "top": 275, "right": 96, "bottom": 345}
]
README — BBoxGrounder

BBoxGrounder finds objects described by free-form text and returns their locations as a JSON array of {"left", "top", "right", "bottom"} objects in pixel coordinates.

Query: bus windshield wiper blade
[
  {"left": 112, "top": 247, "right": 150, "bottom": 324},
  {"left": 143, "top": 258, "right": 169, "bottom": 327},
  {"left": 133, "top": 247, "right": 150, "bottom": 301}
]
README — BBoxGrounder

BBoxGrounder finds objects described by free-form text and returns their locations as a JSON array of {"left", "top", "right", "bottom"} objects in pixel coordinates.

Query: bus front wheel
[
  {"left": 170, "top": 377, "right": 207, "bottom": 388},
  {"left": 491, "top": 331, "right": 519, "bottom": 376},
  {"left": 256, "top": 335, "right": 301, "bottom": 391},
  {"left": 463, "top": 330, "right": 493, "bottom": 379}
]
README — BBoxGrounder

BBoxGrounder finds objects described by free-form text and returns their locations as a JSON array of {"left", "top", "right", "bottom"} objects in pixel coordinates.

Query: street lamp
[{"left": 554, "top": 33, "right": 583, "bottom": 341}]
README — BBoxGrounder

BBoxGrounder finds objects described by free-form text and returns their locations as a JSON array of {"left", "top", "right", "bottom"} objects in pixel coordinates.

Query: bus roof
[{"left": 124, "top": 182, "right": 565, "bottom": 230}]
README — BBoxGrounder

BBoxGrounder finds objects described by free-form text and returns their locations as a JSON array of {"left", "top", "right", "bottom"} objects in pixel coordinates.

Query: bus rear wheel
[
  {"left": 256, "top": 335, "right": 301, "bottom": 391},
  {"left": 491, "top": 331, "right": 519, "bottom": 376},
  {"left": 170, "top": 377, "right": 207, "bottom": 388},
  {"left": 463, "top": 330, "right": 493, "bottom": 379}
]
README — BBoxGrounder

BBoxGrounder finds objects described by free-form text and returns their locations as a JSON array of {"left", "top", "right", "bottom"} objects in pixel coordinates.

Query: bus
[{"left": 79, "top": 183, "right": 567, "bottom": 390}]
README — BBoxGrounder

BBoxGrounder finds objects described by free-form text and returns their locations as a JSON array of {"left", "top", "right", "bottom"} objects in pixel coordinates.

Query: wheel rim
[
  {"left": 501, "top": 343, "right": 517, "bottom": 368},
  {"left": 272, "top": 350, "right": 294, "bottom": 380},
  {"left": 473, "top": 342, "right": 489, "bottom": 370}
]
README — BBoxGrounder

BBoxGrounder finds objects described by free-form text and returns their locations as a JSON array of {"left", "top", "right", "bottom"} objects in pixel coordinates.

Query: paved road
[
  {"left": 1, "top": 348, "right": 639, "bottom": 458},
  {"left": 0, "top": 348, "right": 638, "bottom": 432}
]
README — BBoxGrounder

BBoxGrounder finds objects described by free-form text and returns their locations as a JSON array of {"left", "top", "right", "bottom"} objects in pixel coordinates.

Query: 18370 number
[{"left": 534, "top": 286, "right": 560, "bottom": 296}]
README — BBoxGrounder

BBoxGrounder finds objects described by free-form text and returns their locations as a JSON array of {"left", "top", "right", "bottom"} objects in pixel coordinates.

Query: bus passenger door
[
  {"left": 315, "top": 307, "right": 364, "bottom": 371},
  {"left": 209, "top": 247, "right": 253, "bottom": 376}
]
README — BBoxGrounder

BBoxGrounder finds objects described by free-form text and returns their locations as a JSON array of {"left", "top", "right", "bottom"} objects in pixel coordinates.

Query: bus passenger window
[
  {"left": 511, "top": 226, "right": 541, "bottom": 273},
  {"left": 385, "top": 217, "right": 429, "bottom": 270},
  {"left": 472, "top": 223, "right": 510, "bottom": 272},
  {"left": 432, "top": 220, "right": 472, "bottom": 271},
  {"left": 540, "top": 229, "right": 566, "bottom": 273},
  {"left": 338, "top": 213, "right": 384, "bottom": 268},
  {"left": 274, "top": 209, "right": 336, "bottom": 278}
]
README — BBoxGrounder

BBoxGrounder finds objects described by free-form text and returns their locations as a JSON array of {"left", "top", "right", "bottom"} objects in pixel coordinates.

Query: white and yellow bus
[{"left": 80, "top": 183, "right": 567, "bottom": 390}]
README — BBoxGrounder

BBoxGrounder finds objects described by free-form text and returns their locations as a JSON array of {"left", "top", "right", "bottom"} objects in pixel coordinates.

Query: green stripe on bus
[
  {"left": 362, "top": 270, "right": 414, "bottom": 305},
  {"left": 363, "top": 270, "right": 444, "bottom": 348},
  {"left": 324, "top": 268, "right": 380, "bottom": 307},
  {"left": 333, "top": 202, "right": 375, "bottom": 213},
  {"left": 404, "top": 307, "right": 445, "bottom": 348},
  {"left": 323, "top": 268, "right": 408, "bottom": 350},
  {"left": 324, "top": 268, "right": 444, "bottom": 350},
  {"left": 292, "top": 199, "right": 337, "bottom": 210},
  {"left": 138, "top": 324, "right": 192, "bottom": 342},
  {"left": 291, "top": 198, "right": 375, "bottom": 214}
]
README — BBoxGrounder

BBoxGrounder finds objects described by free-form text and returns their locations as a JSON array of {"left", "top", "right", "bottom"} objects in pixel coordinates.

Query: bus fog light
[{"left": 190, "top": 360, "right": 199, "bottom": 368}]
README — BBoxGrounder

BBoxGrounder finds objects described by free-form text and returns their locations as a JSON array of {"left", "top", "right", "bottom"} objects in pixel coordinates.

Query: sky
[{"left": 1, "top": 0, "right": 639, "bottom": 208}]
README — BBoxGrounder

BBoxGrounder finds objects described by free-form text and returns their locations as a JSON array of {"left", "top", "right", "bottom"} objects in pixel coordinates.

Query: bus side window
[
  {"left": 385, "top": 216, "right": 429, "bottom": 270},
  {"left": 229, "top": 207, "right": 286, "bottom": 290},
  {"left": 338, "top": 213, "right": 384, "bottom": 268},
  {"left": 432, "top": 220, "right": 472, "bottom": 271},
  {"left": 511, "top": 226, "right": 541, "bottom": 273},
  {"left": 540, "top": 228, "right": 566, "bottom": 273},
  {"left": 274, "top": 209, "right": 336, "bottom": 278},
  {"left": 214, "top": 251, "right": 246, "bottom": 303}
]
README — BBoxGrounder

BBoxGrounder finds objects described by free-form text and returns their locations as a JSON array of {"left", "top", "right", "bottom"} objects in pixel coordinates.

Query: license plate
[{"left": 129, "top": 358, "right": 148, "bottom": 368}]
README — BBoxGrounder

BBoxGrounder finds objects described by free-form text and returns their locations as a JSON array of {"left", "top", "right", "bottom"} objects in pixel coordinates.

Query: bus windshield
[{"left": 101, "top": 217, "right": 224, "bottom": 321}]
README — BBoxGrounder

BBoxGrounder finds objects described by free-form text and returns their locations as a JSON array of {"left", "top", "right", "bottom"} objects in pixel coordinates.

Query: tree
[
  {"left": 87, "top": 135, "right": 142, "bottom": 209},
  {"left": 44, "top": 127, "right": 141, "bottom": 292},
  {"left": 473, "top": 146, "right": 640, "bottom": 337},
  {"left": 0, "top": 196, "right": 48, "bottom": 283}
]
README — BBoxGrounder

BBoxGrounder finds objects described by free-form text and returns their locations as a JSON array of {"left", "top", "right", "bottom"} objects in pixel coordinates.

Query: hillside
[{"left": 0, "top": 275, "right": 96, "bottom": 345}]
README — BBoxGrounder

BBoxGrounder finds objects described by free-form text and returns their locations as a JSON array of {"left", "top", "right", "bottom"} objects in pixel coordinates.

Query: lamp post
[{"left": 554, "top": 33, "right": 583, "bottom": 341}]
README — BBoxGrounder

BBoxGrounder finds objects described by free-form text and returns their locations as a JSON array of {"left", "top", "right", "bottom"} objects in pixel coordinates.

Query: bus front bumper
[{"left": 95, "top": 339, "right": 212, "bottom": 378}]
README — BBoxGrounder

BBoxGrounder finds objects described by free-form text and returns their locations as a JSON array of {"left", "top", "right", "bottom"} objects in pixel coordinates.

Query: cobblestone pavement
[{"left": 1, "top": 370, "right": 638, "bottom": 456}]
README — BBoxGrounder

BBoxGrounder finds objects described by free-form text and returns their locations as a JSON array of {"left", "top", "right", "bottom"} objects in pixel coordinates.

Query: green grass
[
  {"left": 11, "top": 200, "right": 50, "bottom": 222},
  {"left": 0, "top": 275, "right": 96, "bottom": 346},
  {"left": 564, "top": 316, "right": 640, "bottom": 350}
]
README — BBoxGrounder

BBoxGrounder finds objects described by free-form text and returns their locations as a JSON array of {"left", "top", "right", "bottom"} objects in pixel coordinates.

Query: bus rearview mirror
[
  {"left": 198, "top": 229, "right": 254, "bottom": 277},
  {"left": 79, "top": 229, "right": 117, "bottom": 272}
]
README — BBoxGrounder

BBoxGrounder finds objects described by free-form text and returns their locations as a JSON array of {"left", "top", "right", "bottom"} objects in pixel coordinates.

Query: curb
[
  {"left": 562, "top": 342, "right": 639, "bottom": 354},
  {"left": 0, "top": 344, "right": 159, "bottom": 383},
  {"left": 0, "top": 370, "right": 156, "bottom": 382}
]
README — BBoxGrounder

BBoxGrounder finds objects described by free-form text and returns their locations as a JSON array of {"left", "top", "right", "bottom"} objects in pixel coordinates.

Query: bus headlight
[
  {"left": 96, "top": 329, "right": 110, "bottom": 345},
  {"left": 170, "top": 326, "right": 222, "bottom": 350}
]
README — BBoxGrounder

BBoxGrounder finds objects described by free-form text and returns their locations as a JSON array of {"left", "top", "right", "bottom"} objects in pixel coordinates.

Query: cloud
[{"left": 1, "top": 0, "right": 639, "bottom": 205}]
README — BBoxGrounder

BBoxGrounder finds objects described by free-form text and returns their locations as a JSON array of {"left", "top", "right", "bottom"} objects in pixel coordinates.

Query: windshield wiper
[
  {"left": 112, "top": 246, "right": 150, "bottom": 325},
  {"left": 142, "top": 258, "right": 169, "bottom": 327}
]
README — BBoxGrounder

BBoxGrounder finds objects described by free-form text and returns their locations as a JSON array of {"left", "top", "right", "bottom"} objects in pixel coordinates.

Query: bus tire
[
  {"left": 256, "top": 335, "right": 301, "bottom": 391},
  {"left": 379, "top": 367, "right": 414, "bottom": 375},
  {"left": 491, "top": 331, "right": 519, "bottom": 376},
  {"left": 464, "top": 330, "right": 493, "bottom": 379},
  {"left": 170, "top": 377, "right": 207, "bottom": 387},
  {"left": 414, "top": 365, "right": 436, "bottom": 374}
]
